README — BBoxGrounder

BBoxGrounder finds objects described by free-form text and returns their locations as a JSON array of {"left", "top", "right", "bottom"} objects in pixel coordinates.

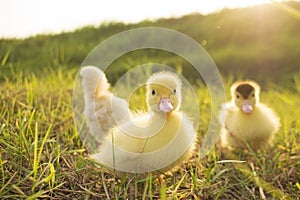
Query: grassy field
[
  {"left": 0, "top": 66, "right": 299, "bottom": 199},
  {"left": 1, "top": 2, "right": 300, "bottom": 199}
]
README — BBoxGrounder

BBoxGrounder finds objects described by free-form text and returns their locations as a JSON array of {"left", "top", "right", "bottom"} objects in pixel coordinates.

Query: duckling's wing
[
  {"left": 81, "top": 66, "right": 110, "bottom": 100},
  {"left": 81, "top": 66, "right": 129, "bottom": 145},
  {"left": 257, "top": 103, "right": 281, "bottom": 132}
]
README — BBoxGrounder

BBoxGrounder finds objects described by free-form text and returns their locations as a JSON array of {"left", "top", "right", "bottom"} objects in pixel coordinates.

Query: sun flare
[
  {"left": 201, "top": 0, "right": 273, "bottom": 14},
  {"left": 224, "top": 0, "right": 272, "bottom": 9}
]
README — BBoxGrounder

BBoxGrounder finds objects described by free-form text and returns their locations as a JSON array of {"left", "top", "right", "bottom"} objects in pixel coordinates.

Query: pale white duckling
[
  {"left": 219, "top": 81, "right": 280, "bottom": 151},
  {"left": 91, "top": 71, "right": 196, "bottom": 176},
  {"left": 80, "top": 66, "right": 129, "bottom": 145}
]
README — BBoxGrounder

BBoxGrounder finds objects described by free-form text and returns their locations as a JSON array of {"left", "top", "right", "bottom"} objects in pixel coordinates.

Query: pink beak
[
  {"left": 159, "top": 97, "right": 173, "bottom": 113},
  {"left": 242, "top": 102, "right": 253, "bottom": 114}
]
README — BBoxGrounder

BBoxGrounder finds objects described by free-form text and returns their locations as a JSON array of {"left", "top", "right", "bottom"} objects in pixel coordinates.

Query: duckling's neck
[
  {"left": 150, "top": 110, "right": 165, "bottom": 118},
  {"left": 150, "top": 110, "right": 175, "bottom": 119}
]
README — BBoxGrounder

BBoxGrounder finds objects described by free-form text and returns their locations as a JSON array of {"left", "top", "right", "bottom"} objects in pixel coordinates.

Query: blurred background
[{"left": 1, "top": 0, "right": 300, "bottom": 87}]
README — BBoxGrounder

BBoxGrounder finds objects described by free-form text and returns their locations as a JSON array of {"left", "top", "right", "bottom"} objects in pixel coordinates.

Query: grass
[{"left": 0, "top": 66, "right": 299, "bottom": 199}]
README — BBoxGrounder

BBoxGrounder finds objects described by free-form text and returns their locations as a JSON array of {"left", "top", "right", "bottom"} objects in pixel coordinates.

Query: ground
[{"left": 0, "top": 69, "right": 299, "bottom": 199}]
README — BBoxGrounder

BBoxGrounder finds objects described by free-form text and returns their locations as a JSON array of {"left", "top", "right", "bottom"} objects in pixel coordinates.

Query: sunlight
[
  {"left": 0, "top": 0, "right": 283, "bottom": 38},
  {"left": 198, "top": 0, "right": 273, "bottom": 14},
  {"left": 215, "top": 0, "right": 272, "bottom": 10}
]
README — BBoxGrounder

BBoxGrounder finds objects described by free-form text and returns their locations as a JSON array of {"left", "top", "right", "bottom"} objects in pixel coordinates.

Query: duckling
[
  {"left": 219, "top": 81, "right": 280, "bottom": 151},
  {"left": 91, "top": 71, "right": 196, "bottom": 176},
  {"left": 80, "top": 66, "right": 129, "bottom": 145}
]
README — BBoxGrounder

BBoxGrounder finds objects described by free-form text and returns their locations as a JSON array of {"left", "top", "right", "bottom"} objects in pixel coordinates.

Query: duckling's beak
[
  {"left": 159, "top": 97, "right": 173, "bottom": 113},
  {"left": 242, "top": 101, "right": 253, "bottom": 114}
]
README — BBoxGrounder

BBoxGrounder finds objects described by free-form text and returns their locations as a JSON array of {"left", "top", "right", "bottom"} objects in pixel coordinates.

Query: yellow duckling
[
  {"left": 91, "top": 71, "right": 196, "bottom": 176},
  {"left": 80, "top": 66, "right": 129, "bottom": 144},
  {"left": 219, "top": 81, "right": 280, "bottom": 151}
]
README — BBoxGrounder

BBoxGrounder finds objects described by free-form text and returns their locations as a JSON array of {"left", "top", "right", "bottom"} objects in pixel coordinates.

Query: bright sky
[{"left": 1, "top": 0, "right": 276, "bottom": 39}]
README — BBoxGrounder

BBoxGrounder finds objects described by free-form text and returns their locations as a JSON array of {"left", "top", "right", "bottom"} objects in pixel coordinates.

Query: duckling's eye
[
  {"left": 173, "top": 89, "right": 176, "bottom": 94},
  {"left": 236, "top": 94, "right": 240, "bottom": 99},
  {"left": 151, "top": 89, "right": 156, "bottom": 96},
  {"left": 252, "top": 93, "right": 255, "bottom": 98}
]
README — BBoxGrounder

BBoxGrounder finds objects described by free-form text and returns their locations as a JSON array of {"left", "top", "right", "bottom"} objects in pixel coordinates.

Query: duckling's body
[
  {"left": 220, "top": 102, "right": 279, "bottom": 149},
  {"left": 91, "top": 71, "right": 196, "bottom": 176},
  {"left": 219, "top": 81, "right": 280, "bottom": 150},
  {"left": 92, "top": 111, "right": 195, "bottom": 175}
]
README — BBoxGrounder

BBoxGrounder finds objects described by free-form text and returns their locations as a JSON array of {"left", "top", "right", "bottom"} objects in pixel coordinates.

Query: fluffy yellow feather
[
  {"left": 219, "top": 81, "right": 280, "bottom": 151},
  {"left": 91, "top": 71, "right": 196, "bottom": 176},
  {"left": 81, "top": 66, "right": 129, "bottom": 144}
]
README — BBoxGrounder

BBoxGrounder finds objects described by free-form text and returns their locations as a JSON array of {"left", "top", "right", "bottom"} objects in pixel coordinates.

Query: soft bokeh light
[{"left": 0, "top": 0, "right": 278, "bottom": 38}]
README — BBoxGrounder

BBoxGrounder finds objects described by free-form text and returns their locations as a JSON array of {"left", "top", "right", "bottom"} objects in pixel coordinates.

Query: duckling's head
[
  {"left": 146, "top": 71, "right": 182, "bottom": 113},
  {"left": 231, "top": 81, "right": 260, "bottom": 114}
]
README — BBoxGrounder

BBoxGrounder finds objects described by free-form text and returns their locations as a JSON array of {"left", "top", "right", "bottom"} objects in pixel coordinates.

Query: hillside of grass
[
  {"left": 1, "top": 66, "right": 300, "bottom": 199},
  {"left": 1, "top": 2, "right": 300, "bottom": 85},
  {"left": 0, "top": 1, "right": 300, "bottom": 199}
]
